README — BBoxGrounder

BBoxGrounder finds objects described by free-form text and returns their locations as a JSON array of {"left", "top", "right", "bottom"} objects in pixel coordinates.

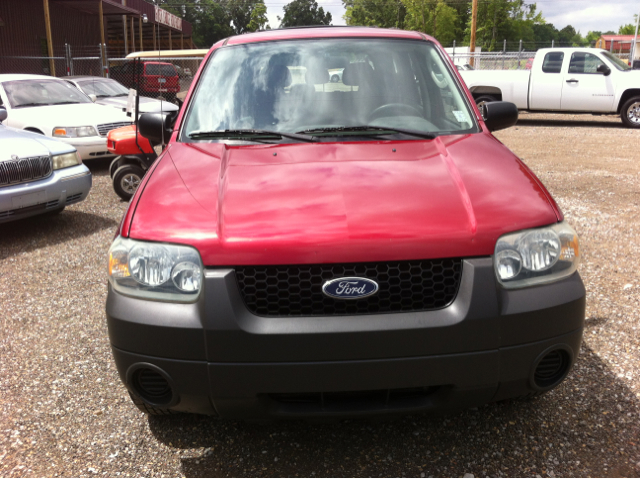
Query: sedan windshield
[
  {"left": 77, "top": 79, "right": 129, "bottom": 97},
  {"left": 3, "top": 79, "right": 92, "bottom": 108},
  {"left": 183, "top": 38, "right": 477, "bottom": 142}
]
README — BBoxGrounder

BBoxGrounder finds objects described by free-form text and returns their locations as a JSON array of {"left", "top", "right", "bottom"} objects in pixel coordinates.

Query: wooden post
[
  {"left": 98, "top": 1, "right": 106, "bottom": 76},
  {"left": 130, "top": 15, "right": 135, "bottom": 52},
  {"left": 469, "top": 0, "right": 478, "bottom": 67},
  {"left": 181, "top": 33, "right": 183, "bottom": 50},
  {"left": 169, "top": 28, "right": 172, "bottom": 50},
  {"left": 43, "top": 0, "right": 56, "bottom": 76},
  {"left": 139, "top": 16, "right": 143, "bottom": 51},
  {"left": 153, "top": 23, "right": 156, "bottom": 51}
]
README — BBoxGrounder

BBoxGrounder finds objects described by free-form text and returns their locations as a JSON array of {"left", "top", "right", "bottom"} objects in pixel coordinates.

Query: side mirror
[
  {"left": 0, "top": 107, "right": 7, "bottom": 122},
  {"left": 89, "top": 94, "right": 97, "bottom": 102},
  {"left": 597, "top": 64, "right": 611, "bottom": 76},
  {"left": 482, "top": 101, "right": 518, "bottom": 132},
  {"left": 138, "top": 112, "right": 176, "bottom": 145}
]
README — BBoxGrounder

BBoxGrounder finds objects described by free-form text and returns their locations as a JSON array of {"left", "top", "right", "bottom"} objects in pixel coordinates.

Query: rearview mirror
[
  {"left": 0, "top": 107, "right": 7, "bottom": 122},
  {"left": 597, "top": 64, "right": 611, "bottom": 76},
  {"left": 89, "top": 94, "right": 97, "bottom": 102},
  {"left": 482, "top": 101, "right": 518, "bottom": 132},
  {"left": 138, "top": 112, "right": 176, "bottom": 145}
]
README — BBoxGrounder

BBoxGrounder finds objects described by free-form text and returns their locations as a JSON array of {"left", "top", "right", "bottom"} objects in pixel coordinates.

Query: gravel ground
[{"left": 1, "top": 112, "right": 639, "bottom": 477}]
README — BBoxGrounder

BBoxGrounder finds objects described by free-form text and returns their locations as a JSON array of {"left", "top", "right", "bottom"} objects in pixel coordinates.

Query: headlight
[
  {"left": 53, "top": 126, "right": 98, "bottom": 138},
  {"left": 52, "top": 152, "right": 81, "bottom": 169},
  {"left": 494, "top": 222, "right": 580, "bottom": 289},
  {"left": 108, "top": 236, "right": 203, "bottom": 302}
]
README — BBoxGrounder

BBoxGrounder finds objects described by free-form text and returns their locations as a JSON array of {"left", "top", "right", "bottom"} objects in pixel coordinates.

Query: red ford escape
[{"left": 106, "top": 27, "right": 585, "bottom": 419}]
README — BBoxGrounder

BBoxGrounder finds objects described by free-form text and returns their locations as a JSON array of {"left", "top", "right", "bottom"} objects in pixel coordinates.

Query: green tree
[
  {"left": 156, "top": 0, "right": 234, "bottom": 48},
  {"left": 619, "top": 16, "right": 638, "bottom": 35},
  {"left": 247, "top": 2, "right": 270, "bottom": 31},
  {"left": 279, "top": 0, "right": 332, "bottom": 27},
  {"left": 343, "top": 0, "right": 405, "bottom": 28},
  {"left": 584, "top": 30, "right": 602, "bottom": 47},
  {"left": 403, "top": 0, "right": 457, "bottom": 45}
]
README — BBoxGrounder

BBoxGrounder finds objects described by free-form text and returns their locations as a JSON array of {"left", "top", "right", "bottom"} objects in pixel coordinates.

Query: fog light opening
[
  {"left": 533, "top": 348, "right": 571, "bottom": 389},
  {"left": 131, "top": 366, "right": 174, "bottom": 406}
]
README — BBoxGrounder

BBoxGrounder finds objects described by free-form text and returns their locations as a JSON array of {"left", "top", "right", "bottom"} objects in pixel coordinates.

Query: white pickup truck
[{"left": 459, "top": 47, "right": 640, "bottom": 128}]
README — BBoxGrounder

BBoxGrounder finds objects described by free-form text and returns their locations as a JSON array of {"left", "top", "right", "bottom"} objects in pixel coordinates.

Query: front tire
[
  {"left": 113, "top": 164, "right": 145, "bottom": 201},
  {"left": 620, "top": 96, "right": 640, "bottom": 128}
]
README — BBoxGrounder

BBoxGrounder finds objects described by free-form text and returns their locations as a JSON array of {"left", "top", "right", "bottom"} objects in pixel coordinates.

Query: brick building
[{"left": 0, "top": 0, "right": 194, "bottom": 76}]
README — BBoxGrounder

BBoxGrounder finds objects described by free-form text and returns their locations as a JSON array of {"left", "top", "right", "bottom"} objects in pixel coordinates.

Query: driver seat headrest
[{"left": 342, "top": 62, "right": 375, "bottom": 86}]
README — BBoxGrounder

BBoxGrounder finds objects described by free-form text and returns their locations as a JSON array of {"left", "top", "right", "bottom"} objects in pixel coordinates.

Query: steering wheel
[{"left": 368, "top": 103, "right": 424, "bottom": 122}]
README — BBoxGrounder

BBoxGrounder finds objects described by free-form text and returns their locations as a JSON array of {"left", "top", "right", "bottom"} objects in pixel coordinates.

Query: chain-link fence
[
  {"left": 0, "top": 44, "right": 107, "bottom": 77},
  {"left": 450, "top": 52, "right": 536, "bottom": 71}
]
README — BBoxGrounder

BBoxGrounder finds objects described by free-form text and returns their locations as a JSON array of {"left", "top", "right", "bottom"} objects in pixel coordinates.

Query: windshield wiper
[
  {"left": 15, "top": 102, "right": 50, "bottom": 108},
  {"left": 188, "top": 129, "right": 318, "bottom": 143},
  {"left": 53, "top": 101, "right": 83, "bottom": 105},
  {"left": 297, "top": 126, "right": 436, "bottom": 140}
]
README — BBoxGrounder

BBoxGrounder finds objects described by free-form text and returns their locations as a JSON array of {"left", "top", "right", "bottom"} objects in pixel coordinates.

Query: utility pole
[
  {"left": 633, "top": 12, "right": 640, "bottom": 67},
  {"left": 469, "top": 0, "right": 478, "bottom": 67}
]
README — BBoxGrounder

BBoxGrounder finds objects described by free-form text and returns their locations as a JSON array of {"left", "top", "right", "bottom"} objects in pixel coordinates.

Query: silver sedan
[{"left": 0, "top": 108, "right": 92, "bottom": 223}]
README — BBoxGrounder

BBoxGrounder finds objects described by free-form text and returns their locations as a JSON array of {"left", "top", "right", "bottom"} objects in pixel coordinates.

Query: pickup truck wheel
[
  {"left": 113, "top": 164, "right": 145, "bottom": 201},
  {"left": 475, "top": 95, "right": 499, "bottom": 110},
  {"left": 621, "top": 97, "right": 640, "bottom": 128}
]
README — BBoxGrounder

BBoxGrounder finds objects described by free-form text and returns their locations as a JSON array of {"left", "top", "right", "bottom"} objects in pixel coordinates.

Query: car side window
[
  {"left": 542, "top": 52, "right": 564, "bottom": 73},
  {"left": 569, "top": 52, "right": 605, "bottom": 74}
]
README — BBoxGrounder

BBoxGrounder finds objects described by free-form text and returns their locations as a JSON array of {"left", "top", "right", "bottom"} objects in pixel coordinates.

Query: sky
[{"left": 264, "top": 0, "right": 640, "bottom": 35}]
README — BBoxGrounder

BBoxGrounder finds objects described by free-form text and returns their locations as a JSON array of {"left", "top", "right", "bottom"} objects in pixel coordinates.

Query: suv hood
[{"left": 129, "top": 133, "right": 560, "bottom": 265}]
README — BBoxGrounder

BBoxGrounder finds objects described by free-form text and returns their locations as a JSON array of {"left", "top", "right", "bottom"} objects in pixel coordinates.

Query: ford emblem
[{"left": 322, "top": 277, "right": 379, "bottom": 300}]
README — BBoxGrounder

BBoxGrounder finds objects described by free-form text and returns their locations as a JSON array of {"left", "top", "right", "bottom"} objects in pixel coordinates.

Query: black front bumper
[{"left": 106, "top": 257, "right": 586, "bottom": 418}]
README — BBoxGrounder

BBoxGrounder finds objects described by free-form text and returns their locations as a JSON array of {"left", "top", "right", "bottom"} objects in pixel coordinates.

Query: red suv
[
  {"left": 106, "top": 27, "right": 585, "bottom": 419},
  {"left": 110, "top": 61, "right": 179, "bottom": 102}
]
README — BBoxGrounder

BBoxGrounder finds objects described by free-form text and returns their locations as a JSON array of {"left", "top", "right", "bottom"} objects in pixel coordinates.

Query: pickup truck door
[
  {"left": 529, "top": 51, "right": 565, "bottom": 110},
  {"left": 561, "top": 52, "right": 615, "bottom": 112}
]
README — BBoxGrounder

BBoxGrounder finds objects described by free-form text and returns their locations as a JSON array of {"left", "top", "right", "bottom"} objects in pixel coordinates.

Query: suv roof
[{"left": 223, "top": 26, "right": 434, "bottom": 47}]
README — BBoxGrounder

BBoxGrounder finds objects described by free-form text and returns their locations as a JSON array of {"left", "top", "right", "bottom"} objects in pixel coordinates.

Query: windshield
[
  {"left": 183, "top": 38, "right": 477, "bottom": 142},
  {"left": 602, "top": 51, "right": 631, "bottom": 71},
  {"left": 78, "top": 78, "right": 129, "bottom": 97},
  {"left": 4, "top": 79, "right": 92, "bottom": 108},
  {"left": 145, "top": 64, "right": 177, "bottom": 76}
]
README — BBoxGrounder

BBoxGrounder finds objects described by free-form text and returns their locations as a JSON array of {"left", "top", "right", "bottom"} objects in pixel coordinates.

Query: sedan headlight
[
  {"left": 108, "top": 236, "right": 203, "bottom": 302},
  {"left": 494, "top": 222, "right": 580, "bottom": 289},
  {"left": 52, "top": 152, "right": 81, "bottom": 169},
  {"left": 53, "top": 126, "right": 98, "bottom": 138}
]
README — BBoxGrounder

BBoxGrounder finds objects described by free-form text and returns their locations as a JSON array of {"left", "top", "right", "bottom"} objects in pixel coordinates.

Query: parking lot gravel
[{"left": 1, "top": 112, "right": 639, "bottom": 477}]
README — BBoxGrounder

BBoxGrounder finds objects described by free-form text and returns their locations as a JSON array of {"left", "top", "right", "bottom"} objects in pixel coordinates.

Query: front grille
[
  {"left": 0, "top": 155, "right": 52, "bottom": 186},
  {"left": 97, "top": 121, "right": 132, "bottom": 137},
  {"left": 235, "top": 259, "right": 462, "bottom": 316},
  {"left": 270, "top": 386, "right": 441, "bottom": 407},
  {"left": 65, "top": 193, "right": 82, "bottom": 204}
]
